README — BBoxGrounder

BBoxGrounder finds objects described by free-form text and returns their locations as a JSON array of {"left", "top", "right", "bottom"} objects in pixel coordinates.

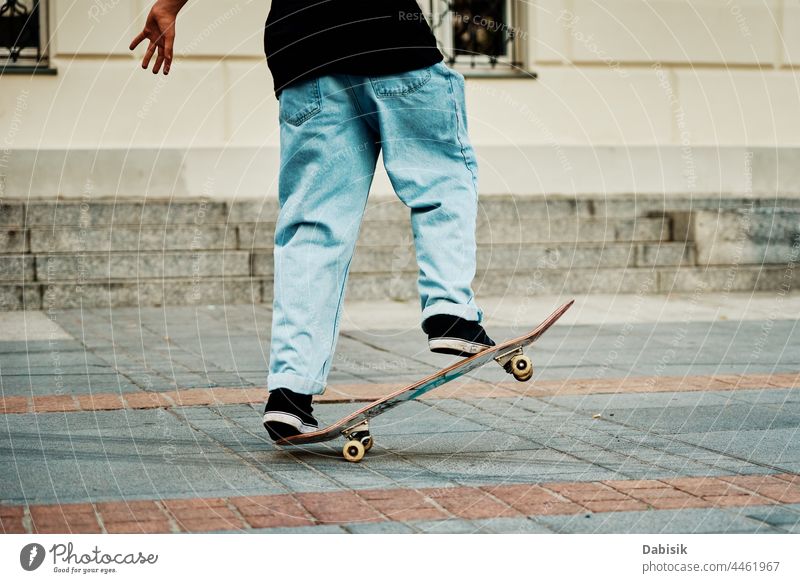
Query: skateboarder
[{"left": 131, "top": 0, "right": 494, "bottom": 440}]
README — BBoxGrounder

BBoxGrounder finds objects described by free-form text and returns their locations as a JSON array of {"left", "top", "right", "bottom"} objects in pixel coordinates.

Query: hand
[{"left": 129, "top": 2, "right": 182, "bottom": 74}]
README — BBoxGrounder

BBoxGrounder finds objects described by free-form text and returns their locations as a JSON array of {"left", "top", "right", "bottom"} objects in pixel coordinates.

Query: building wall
[{"left": 1, "top": 0, "right": 799, "bottom": 199}]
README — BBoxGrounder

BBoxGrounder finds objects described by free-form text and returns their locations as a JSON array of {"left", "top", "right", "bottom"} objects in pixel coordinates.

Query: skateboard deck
[{"left": 277, "top": 299, "right": 574, "bottom": 461}]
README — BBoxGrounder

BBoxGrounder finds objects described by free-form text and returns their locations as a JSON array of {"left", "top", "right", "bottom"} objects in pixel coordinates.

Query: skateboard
[{"left": 276, "top": 299, "right": 574, "bottom": 461}]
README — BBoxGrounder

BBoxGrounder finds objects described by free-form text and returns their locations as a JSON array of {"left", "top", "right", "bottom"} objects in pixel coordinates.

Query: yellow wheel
[
  {"left": 360, "top": 435, "right": 374, "bottom": 452},
  {"left": 343, "top": 439, "right": 366, "bottom": 462},
  {"left": 510, "top": 355, "right": 533, "bottom": 382}
]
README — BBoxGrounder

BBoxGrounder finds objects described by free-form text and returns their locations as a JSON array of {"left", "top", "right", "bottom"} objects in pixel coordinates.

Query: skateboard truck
[
  {"left": 340, "top": 421, "right": 373, "bottom": 462},
  {"left": 494, "top": 347, "right": 534, "bottom": 381}
]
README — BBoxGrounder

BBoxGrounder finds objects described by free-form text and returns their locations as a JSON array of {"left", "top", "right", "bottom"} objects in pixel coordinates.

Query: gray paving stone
[
  {"left": 541, "top": 391, "right": 736, "bottom": 412},
  {"left": 533, "top": 506, "right": 784, "bottom": 534},
  {"left": 410, "top": 519, "right": 485, "bottom": 533},
  {"left": 245, "top": 524, "right": 347, "bottom": 534},
  {"left": 587, "top": 403, "right": 800, "bottom": 436},
  {"left": 725, "top": 390, "right": 800, "bottom": 410},
  {"left": 344, "top": 521, "right": 415, "bottom": 534},
  {"left": 0, "top": 340, "right": 86, "bottom": 354},
  {"left": 0, "top": 409, "right": 284, "bottom": 504},
  {"left": 677, "top": 428, "right": 800, "bottom": 466},
  {"left": 472, "top": 517, "right": 555, "bottom": 533},
  {"left": 744, "top": 504, "right": 800, "bottom": 529}
]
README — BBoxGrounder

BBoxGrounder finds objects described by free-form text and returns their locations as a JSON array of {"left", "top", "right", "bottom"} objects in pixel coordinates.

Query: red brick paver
[
  {"left": 357, "top": 488, "right": 449, "bottom": 522},
  {"left": 420, "top": 486, "right": 520, "bottom": 520},
  {"left": 295, "top": 491, "right": 384, "bottom": 524},
  {"left": 230, "top": 494, "right": 314, "bottom": 529},
  {"left": 5, "top": 371, "right": 799, "bottom": 414},
  {"left": 3, "top": 472, "right": 798, "bottom": 534}
]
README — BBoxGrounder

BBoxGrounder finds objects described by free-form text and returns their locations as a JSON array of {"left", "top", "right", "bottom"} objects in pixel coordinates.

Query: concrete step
[
  {"left": 4, "top": 264, "right": 795, "bottom": 309},
  {"left": 252, "top": 242, "right": 694, "bottom": 276},
  {"left": 1, "top": 242, "right": 692, "bottom": 285},
  {"left": 0, "top": 256, "right": 34, "bottom": 282},
  {"left": 33, "top": 251, "right": 251, "bottom": 281},
  {"left": 16, "top": 216, "right": 670, "bottom": 254},
  {"left": 0, "top": 229, "right": 28, "bottom": 253},
  {"left": 27, "top": 225, "right": 239, "bottom": 253},
  {"left": 7, "top": 196, "right": 800, "bottom": 227},
  {"left": 1, "top": 197, "right": 597, "bottom": 226},
  {"left": 239, "top": 217, "right": 671, "bottom": 248},
  {"left": 4, "top": 200, "right": 230, "bottom": 227},
  {"left": 341, "top": 265, "right": 799, "bottom": 300}
]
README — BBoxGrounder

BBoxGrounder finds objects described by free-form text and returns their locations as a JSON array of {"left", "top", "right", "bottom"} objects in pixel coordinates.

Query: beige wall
[{"left": 1, "top": 1, "right": 799, "bottom": 198}]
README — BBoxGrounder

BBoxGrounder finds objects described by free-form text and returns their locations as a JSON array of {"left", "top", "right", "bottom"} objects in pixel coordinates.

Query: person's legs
[
  {"left": 268, "top": 74, "right": 380, "bottom": 401},
  {"left": 358, "top": 62, "right": 487, "bottom": 335}
]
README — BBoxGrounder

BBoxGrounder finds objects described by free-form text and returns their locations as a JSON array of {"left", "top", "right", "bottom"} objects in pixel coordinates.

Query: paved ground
[{"left": 1, "top": 293, "right": 799, "bottom": 533}]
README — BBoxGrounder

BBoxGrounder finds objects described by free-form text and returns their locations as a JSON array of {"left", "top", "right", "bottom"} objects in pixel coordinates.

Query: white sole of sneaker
[
  {"left": 262, "top": 411, "right": 318, "bottom": 434},
  {"left": 428, "top": 338, "right": 490, "bottom": 355}
]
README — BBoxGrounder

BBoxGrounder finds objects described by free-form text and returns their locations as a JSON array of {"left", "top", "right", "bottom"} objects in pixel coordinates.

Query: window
[
  {"left": 1, "top": 0, "right": 50, "bottom": 71},
  {"left": 423, "top": 0, "right": 527, "bottom": 73}
]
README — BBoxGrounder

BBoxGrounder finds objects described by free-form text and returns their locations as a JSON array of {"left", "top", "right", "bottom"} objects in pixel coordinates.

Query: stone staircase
[{"left": 1, "top": 195, "right": 798, "bottom": 310}]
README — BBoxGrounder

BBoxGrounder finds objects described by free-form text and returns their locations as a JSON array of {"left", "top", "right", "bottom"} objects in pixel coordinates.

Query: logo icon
[{"left": 20, "top": 543, "right": 46, "bottom": 571}]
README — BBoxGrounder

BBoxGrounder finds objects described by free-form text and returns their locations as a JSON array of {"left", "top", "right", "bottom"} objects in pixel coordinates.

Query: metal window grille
[
  {"left": 424, "top": 0, "right": 524, "bottom": 70},
  {"left": 1, "top": 0, "right": 49, "bottom": 68}
]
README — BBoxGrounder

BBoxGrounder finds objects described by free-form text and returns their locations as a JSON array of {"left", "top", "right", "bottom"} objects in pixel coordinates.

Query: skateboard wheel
[
  {"left": 510, "top": 355, "right": 533, "bottom": 382},
  {"left": 343, "top": 439, "right": 366, "bottom": 462},
  {"left": 360, "top": 434, "right": 374, "bottom": 452}
]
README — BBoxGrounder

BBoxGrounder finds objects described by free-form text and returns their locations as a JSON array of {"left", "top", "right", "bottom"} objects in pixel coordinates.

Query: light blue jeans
[{"left": 268, "top": 61, "right": 483, "bottom": 396}]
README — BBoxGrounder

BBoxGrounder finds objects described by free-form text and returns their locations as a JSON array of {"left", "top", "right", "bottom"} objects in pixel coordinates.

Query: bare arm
[{"left": 130, "top": 0, "right": 189, "bottom": 74}]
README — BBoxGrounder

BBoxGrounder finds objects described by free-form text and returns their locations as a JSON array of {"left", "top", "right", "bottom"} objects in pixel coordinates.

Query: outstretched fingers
[
  {"left": 129, "top": 31, "right": 147, "bottom": 51},
  {"left": 141, "top": 39, "right": 157, "bottom": 70},
  {"left": 163, "top": 31, "right": 175, "bottom": 74}
]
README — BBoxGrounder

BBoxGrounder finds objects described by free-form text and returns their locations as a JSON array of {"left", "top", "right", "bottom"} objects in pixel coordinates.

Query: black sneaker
[
  {"left": 262, "top": 388, "right": 319, "bottom": 441},
  {"left": 422, "top": 314, "right": 495, "bottom": 356}
]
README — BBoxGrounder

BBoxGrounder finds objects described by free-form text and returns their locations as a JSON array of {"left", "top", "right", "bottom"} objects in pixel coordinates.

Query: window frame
[
  {"left": 423, "top": 0, "right": 531, "bottom": 76},
  {"left": 0, "top": 0, "right": 54, "bottom": 74}
]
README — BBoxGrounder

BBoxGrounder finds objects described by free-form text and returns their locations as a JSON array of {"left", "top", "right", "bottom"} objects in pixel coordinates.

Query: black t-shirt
[{"left": 265, "top": 0, "right": 443, "bottom": 96}]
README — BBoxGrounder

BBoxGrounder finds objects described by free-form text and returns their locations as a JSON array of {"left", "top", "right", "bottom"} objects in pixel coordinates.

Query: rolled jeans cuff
[
  {"left": 421, "top": 301, "right": 482, "bottom": 324},
  {"left": 267, "top": 372, "right": 326, "bottom": 396}
]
